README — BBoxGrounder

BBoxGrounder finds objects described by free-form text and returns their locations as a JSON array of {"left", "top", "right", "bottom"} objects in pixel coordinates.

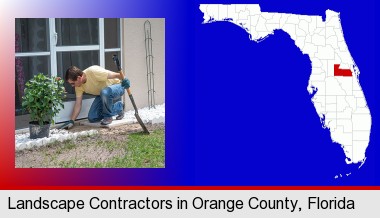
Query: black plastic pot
[{"left": 29, "top": 121, "right": 50, "bottom": 139}]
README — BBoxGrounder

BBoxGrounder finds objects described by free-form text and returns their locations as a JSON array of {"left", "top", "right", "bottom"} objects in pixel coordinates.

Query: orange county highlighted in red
[{"left": 334, "top": 64, "right": 352, "bottom": 77}]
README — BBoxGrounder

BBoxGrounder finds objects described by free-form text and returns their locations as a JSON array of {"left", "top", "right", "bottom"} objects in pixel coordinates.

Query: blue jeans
[{"left": 87, "top": 84, "right": 125, "bottom": 123}]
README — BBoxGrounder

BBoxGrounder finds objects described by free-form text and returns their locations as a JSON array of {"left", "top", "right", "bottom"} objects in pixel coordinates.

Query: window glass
[
  {"left": 56, "top": 19, "right": 99, "bottom": 46},
  {"left": 15, "top": 56, "right": 50, "bottom": 115},
  {"left": 15, "top": 18, "right": 49, "bottom": 52},
  {"left": 104, "top": 18, "right": 120, "bottom": 48}
]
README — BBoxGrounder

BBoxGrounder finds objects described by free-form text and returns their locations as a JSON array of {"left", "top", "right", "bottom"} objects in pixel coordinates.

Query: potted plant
[{"left": 22, "top": 73, "right": 65, "bottom": 139}]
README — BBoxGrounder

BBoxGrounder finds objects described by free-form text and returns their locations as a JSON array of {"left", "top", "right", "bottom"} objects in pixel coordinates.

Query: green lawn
[{"left": 55, "top": 128, "right": 165, "bottom": 168}]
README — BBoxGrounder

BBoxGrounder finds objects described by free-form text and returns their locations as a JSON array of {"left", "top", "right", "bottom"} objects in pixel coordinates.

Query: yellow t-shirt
[{"left": 75, "top": 65, "right": 121, "bottom": 97}]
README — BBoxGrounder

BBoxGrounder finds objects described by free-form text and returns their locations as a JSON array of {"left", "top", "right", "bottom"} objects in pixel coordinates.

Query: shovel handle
[
  {"left": 114, "top": 54, "right": 126, "bottom": 81},
  {"left": 112, "top": 54, "right": 149, "bottom": 134},
  {"left": 117, "top": 70, "right": 132, "bottom": 96},
  {"left": 113, "top": 54, "right": 121, "bottom": 71},
  {"left": 118, "top": 70, "right": 125, "bottom": 79}
]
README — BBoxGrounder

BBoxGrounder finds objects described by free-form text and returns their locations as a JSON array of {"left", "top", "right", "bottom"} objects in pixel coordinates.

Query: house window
[
  {"left": 55, "top": 19, "right": 99, "bottom": 46},
  {"left": 16, "top": 18, "right": 49, "bottom": 52},
  {"left": 15, "top": 18, "right": 50, "bottom": 117}
]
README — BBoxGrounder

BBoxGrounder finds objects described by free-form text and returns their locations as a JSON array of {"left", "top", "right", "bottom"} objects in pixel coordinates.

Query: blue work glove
[
  {"left": 58, "top": 120, "right": 74, "bottom": 130},
  {"left": 121, "top": 78, "right": 130, "bottom": 89}
]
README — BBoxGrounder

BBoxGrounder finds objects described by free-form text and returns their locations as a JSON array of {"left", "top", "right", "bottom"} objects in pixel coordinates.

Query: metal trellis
[{"left": 144, "top": 20, "right": 155, "bottom": 109}]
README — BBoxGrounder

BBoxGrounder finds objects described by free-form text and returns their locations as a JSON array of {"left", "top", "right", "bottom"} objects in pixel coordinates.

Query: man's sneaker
[
  {"left": 101, "top": 117, "right": 113, "bottom": 125},
  {"left": 116, "top": 103, "right": 125, "bottom": 120}
]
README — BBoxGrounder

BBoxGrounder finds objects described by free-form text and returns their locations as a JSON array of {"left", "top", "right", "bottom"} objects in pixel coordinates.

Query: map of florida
[{"left": 200, "top": 4, "right": 372, "bottom": 165}]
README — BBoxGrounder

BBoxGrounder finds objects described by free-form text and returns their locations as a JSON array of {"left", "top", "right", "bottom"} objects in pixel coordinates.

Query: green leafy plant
[{"left": 22, "top": 73, "right": 65, "bottom": 126}]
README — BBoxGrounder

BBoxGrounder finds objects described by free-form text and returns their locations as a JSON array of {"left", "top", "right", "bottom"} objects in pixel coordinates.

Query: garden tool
[
  {"left": 57, "top": 120, "right": 74, "bottom": 130},
  {"left": 113, "top": 55, "right": 150, "bottom": 134}
]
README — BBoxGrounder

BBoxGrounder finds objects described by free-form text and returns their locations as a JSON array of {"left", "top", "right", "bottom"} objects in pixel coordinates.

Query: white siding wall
[{"left": 122, "top": 18, "right": 165, "bottom": 110}]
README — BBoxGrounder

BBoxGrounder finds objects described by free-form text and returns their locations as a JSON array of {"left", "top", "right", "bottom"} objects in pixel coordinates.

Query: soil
[{"left": 15, "top": 123, "right": 164, "bottom": 168}]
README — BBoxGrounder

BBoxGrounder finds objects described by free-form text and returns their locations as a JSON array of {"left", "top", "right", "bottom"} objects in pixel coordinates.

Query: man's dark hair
[{"left": 65, "top": 66, "right": 83, "bottom": 81}]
